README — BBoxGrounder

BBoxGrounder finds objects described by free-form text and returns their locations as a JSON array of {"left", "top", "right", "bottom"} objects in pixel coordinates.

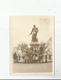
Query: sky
[{"left": 10, "top": 16, "right": 54, "bottom": 50}]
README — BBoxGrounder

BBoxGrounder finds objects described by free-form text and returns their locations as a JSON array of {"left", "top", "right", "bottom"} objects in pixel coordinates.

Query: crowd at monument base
[
  {"left": 13, "top": 41, "right": 52, "bottom": 63},
  {"left": 13, "top": 25, "right": 52, "bottom": 63}
]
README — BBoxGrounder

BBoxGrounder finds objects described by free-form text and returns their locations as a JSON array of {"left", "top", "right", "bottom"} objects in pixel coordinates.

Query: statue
[{"left": 30, "top": 25, "right": 38, "bottom": 42}]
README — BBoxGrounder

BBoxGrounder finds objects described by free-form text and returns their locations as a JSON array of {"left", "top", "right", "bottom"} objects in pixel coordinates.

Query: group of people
[
  {"left": 13, "top": 25, "right": 52, "bottom": 63},
  {"left": 13, "top": 50, "right": 52, "bottom": 63}
]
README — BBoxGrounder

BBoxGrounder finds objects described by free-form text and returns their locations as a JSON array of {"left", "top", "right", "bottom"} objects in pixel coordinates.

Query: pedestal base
[{"left": 30, "top": 41, "right": 40, "bottom": 54}]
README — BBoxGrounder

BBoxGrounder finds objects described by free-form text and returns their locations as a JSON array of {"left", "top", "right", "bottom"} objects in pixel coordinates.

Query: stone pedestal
[
  {"left": 29, "top": 41, "right": 40, "bottom": 62},
  {"left": 30, "top": 41, "right": 40, "bottom": 54}
]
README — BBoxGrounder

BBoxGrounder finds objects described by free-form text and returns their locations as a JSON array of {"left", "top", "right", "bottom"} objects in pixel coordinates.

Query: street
[{"left": 13, "top": 63, "right": 52, "bottom": 73}]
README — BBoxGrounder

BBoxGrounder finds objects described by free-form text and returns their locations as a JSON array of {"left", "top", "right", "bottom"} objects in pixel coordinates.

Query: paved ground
[{"left": 13, "top": 63, "right": 52, "bottom": 73}]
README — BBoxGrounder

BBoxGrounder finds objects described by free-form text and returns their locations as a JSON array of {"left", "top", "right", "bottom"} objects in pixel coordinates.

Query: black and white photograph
[{"left": 10, "top": 16, "right": 54, "bottom": 73}]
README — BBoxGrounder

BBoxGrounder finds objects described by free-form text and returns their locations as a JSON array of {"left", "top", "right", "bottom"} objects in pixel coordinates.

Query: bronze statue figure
[{"left": 30, "top": 25, "right": 38, "bottom": 42}]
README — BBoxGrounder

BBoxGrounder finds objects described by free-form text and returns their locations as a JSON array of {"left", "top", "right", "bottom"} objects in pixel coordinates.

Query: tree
[{"left": 19, "top": 43, "right": 28, "bottom": 53}]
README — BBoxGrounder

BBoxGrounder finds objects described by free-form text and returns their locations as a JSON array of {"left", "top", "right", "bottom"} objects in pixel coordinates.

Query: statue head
[{"left": 33, "top": 25, "right": 36, "bottom": 28}]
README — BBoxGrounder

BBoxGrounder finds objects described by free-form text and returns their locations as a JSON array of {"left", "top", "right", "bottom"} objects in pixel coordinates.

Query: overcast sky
[{"left": 10, "top": 16, "right": 54, "bottom": 49}]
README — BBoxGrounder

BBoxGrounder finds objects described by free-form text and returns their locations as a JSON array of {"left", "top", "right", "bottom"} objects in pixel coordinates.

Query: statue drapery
[{"left": 30, "top": 25, "right": 38, "bottom": 42}]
